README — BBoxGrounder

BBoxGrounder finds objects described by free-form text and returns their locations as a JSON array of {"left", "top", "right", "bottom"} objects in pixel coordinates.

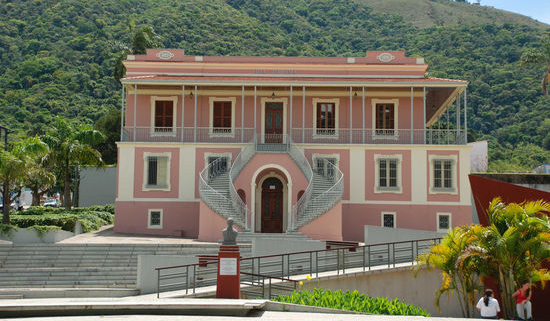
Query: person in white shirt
[{"left": 476, "top": 289, "right": 500, "bottom": 319}]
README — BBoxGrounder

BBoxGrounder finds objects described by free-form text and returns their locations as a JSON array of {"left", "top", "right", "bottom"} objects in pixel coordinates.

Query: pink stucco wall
[
  {"left": 233, "top": 153, "right": 308, "bottom": 206},
  {"left": 299, "top": 201, "right": 343, "bottom": 241},
  {"left": 198, "top": 201, "right": 242, "bottom": 242},
  {"left": 133, "top": 147, "right": 179, "bottom": 198},
  {"left": 341, "top": 203, "right": 472, "bottom": 241},
  {"left": 365, "top": 149, "right": 412, "bottom": 201},
  {"left": 114, "top": 201, "right": 199, "bottom": 237}
]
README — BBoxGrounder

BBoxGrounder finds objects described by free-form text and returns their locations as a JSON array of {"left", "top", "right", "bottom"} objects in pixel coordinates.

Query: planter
[{"left": 0, "top": 227, "right": 75, "bottom": 243}]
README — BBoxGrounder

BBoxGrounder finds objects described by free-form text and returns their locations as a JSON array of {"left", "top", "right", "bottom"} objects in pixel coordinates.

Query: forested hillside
[{"left": 0, "top": 0, "right": 549, "bottom": 170}]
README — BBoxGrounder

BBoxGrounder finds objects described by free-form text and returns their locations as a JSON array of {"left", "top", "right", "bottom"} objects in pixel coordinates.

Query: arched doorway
[{"left": 261, "top": 177, "right": 284, "bottom": 233}]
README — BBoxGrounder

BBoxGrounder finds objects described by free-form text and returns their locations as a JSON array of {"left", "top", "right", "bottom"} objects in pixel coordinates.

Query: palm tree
[
  {"left": 25, "top": 160, "right": 56, "bottom": 206},
  {"left": 415, "top": 226, "right": 480, "bottom": 318},
  {"left": 41, "top": 117, "right": 105, "bottom": 210},
  {"left": 114, "top": 24, "right": 162, "bottom": 82},
  {"left": 465, "top": 198, "right": 550, "bottom": 318},
  {"left": 0, "top": 137, "right": 48, "bottom": 224},
  {"left": 520, "top": 33, "right": 550, "bottom": 96}
]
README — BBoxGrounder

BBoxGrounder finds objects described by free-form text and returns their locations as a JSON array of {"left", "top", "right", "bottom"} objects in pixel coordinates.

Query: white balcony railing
[{"left": 122, "top": 127, "right": 466, "bottom": 145}]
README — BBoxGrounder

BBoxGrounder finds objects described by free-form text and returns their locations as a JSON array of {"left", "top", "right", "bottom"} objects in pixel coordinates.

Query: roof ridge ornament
[
  {"left": 157, "top": 50, "right": 174, "bottom": 60},
  {"left": 376, "top": 52, "right": 395, "bottom": 63}
]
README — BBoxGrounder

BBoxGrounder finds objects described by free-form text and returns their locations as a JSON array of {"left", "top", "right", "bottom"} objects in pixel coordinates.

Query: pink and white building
[{"left": 114, "top": 49, "right": 472, "bottom": 242}]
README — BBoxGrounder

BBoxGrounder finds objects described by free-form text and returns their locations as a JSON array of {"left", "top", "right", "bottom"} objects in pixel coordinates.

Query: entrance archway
[{"left": 261, "top": 177, "right": 284, "bottom": 233}]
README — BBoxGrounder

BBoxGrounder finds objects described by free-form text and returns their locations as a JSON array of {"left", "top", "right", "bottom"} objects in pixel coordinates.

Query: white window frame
[
  {"left": 148, "top": 209, "right": 163, "bottom": 229},
  {"left": 429, "top": 154, "right": 458, "bottom": 194},
  {"left": 150, "top": 96, "right": 178, "bottom": 137},
  {"left": 204, "top": 152, "right": 233, "bottom": 169},
  {"left": 143, "top": 152, "right": 171, "bottom": 191},
  {"left": 312, "top": 153, "right": 340, "bottom": 176},
  {"left": 371, "top": 98, "right": 399, "bottom": 139},
  {"left": 374, "top": 154, "right": 402, "bottom": 193},
  {"left": 312, "top": 98, "right": 339, "bottom": 139},
  {"left": 436, "top": 212, "right": 452, "bottom": 233},
  {"left": 209, "top": 97, "right": 236, "bottom": 138},
  {"left": 381, "top": 212, "right": 396, "bottom": 228}
]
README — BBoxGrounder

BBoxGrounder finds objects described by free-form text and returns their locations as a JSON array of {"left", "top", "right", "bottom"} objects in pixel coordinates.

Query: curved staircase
[{"left": 198, "top": 136, "right": 343, "bottom": 232}]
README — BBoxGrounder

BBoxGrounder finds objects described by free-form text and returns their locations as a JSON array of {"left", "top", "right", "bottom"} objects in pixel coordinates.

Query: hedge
[
  {"left": 272, "top": 289, "right": 430, "bottom": 317},
  {"left": 8, "top": 205, "right": 114, "bottom": 233}
]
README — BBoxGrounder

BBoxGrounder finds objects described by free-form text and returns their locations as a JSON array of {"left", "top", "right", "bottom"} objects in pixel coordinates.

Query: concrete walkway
[
  {"left": 0, "top": 297, "right": 488, "bottom": 320},
  {"left": 57, "top": 225, "right": 219, "bottom": 245}
]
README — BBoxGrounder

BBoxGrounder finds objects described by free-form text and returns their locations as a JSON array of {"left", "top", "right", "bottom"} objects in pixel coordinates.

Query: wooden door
[
  {"left": 261, "top": 177, "right": 283, "bottom": 233},
  {"left": 265, "top": 102, "right": 283, "bottom": 143}
]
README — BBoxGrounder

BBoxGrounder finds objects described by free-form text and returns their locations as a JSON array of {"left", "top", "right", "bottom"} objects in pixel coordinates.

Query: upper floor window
[
  {"left": 209, "top": 97, "right": 236, "bottom": 137},
  {"left": 371, "top": 99, "right": 398, "bottom": 137},
  {"left": 213, "top": 101, "right": 232, "bottom": 133},
  {"left": 374, "top": 154, "right": 402, "bottom": 193},
  {"left": 429, "top": 154, "right": 457, "bottom": 194},
  {"left": 312, "top": 98, "right": 339, "bottom": 138},
  {"left": 151, "top": 96, "right": 178, "bottom": 136},
  {"left": 316, "top": 102, "right": 335, "bottom": 135},
  {"left": 143, "top": 152, "right": 171, "bottom": 191},
  {"left": 376, "top": 103, "right": 395, "bottom": 135}
]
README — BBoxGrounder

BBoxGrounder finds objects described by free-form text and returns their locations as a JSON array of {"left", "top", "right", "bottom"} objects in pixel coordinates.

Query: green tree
[
  {"left": 521, "top": 33, "right": 550, "bottom": 96},
  {"left": 113, "top": 24, "right": 162, "bottom": 82},
  {"left": 41, "top": 117, "right": 105, "bottom": 210},
  {"left": 24, "top": 160, "right": 56, "bottom": 206},
  {"left": 415, "top": 226, "right": 481, "bottom": 318},
  {"left": 0, "top": 137, "right": 48, "bottom": 224},
  {"left": 94, "top": 108, "right": 121, "bottom": 165},
  {"left": 465, "top": 198, "right": 550, "bottom": 319}
]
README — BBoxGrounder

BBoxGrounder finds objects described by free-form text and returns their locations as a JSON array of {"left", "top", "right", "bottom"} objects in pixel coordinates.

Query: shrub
[
  {"left": 0, "top": 224, "right": 17, "bottom": 237},
  {"left": 8, "top": 205, "right": 114, "bottom": 233},
  {"left": 272, "top": 289, "right": 430, "bottom": 317}
]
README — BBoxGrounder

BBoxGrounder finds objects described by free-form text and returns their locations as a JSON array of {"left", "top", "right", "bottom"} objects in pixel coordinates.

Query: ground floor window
[
  {"left": 437, "top": 213, "right": 451, "bottom": 233},
  {"left": 148, "top": 209, "right": 163, "bottom": 229},
  {"left": 382, "top": 212, "right": 396, "bottom": 228}
]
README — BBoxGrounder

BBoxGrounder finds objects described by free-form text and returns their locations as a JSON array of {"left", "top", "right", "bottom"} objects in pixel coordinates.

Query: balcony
[{"left": 121, "top": 127, "right": 466, "bottom": 145}]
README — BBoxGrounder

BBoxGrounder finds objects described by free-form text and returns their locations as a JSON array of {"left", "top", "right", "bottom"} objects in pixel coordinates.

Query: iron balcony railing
[
  {"left": 155, "top": 237, "right": 442, "bottom": 298},
  {"left": 122, "top": 127, "right": 466, "bottom": 145}
]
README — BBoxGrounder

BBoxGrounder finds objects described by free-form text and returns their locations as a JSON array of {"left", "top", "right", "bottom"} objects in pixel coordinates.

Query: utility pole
[{"left": 0, "top": 125, "right": 10, "bottom": 216}]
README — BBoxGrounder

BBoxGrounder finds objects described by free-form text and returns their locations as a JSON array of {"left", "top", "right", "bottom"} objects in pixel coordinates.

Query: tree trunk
[
  {"left": 31, "top": 186, "right": 40, "bottom": 206},
  {"left": 64, "top": 157, "right": 72, "bottom": 210},
  {"left": 2, "top": 182, "right": 10, "bottom": 224}
]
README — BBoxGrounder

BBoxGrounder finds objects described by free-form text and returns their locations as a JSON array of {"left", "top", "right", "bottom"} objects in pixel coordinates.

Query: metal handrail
[
  {"left": 228, "top": 137, "right": 257, "bottom": 230},
  {"left": 199, "top": 156, "right": 246, "bottom": 228},
  {"left": 155, "top": 237, "right": 442, "bottom": 298},
  {"left": 122, "top": 127, "right": 467, "bottom": 145},
  {"left": 288, "top": 142, "right": 314, "bottom": 230},
  {"left": 291, "top": 157, "right": 344, "bottom": 230}
]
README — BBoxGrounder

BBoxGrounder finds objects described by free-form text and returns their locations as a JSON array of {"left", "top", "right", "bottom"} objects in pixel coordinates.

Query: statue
[{"left": 222, "top": 218, "right": 238, "bottom": 245}]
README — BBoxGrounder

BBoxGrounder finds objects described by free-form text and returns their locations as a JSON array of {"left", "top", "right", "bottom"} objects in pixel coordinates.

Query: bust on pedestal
[
  {"left": 216, "top": 218, "right": 241, "bottom": 298},
  {"left": 222, "top": 218, "right": 238, "bottom": 245}
]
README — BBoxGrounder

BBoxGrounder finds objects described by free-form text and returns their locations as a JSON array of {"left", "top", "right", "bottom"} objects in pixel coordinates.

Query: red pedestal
[{"left": 216, "top": 245, "right": 241, "bottom": 299}]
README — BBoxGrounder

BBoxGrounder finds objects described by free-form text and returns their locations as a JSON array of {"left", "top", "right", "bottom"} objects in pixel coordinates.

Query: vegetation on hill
[{"left": 0, "top": 0, "right": 549, "bottom": 170}]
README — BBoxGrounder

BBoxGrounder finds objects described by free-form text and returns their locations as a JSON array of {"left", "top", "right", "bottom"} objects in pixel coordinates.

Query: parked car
[
  {"left": 11, "top": 200, "right": 23, "bottom": 211},
  {"left": 43, "top": 199, "right": 60, "bottom": 208}
]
